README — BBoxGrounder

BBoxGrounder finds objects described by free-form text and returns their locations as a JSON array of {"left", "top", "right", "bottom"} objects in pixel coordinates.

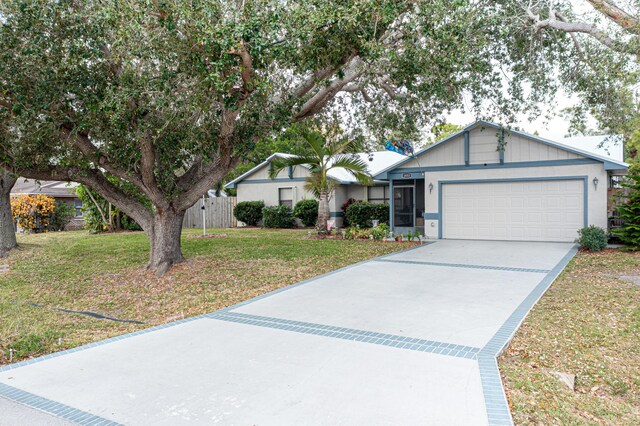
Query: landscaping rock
[
  {"left": 549, "top": 370, "right": 575, "bottom": 391},
  {"left": 0, "top": 264, "right": 9, "bottom": 274}
]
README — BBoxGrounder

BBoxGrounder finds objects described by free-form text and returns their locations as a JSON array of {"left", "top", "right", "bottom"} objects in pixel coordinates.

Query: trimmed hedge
[
  {"left": 262, "top": 205, "right": 296, "bottom": 228},
  {"left": 345, "top": 201, "right": 389, "bottom": 228},
  {"left": 293, "top": 199, "right": 319, "bottom": 227},
  {"left": 233, "top": 201, "right": 265, "bottom": 226},
  {"left": 577, "top": 225, "right": 608, "bottom": 251}
]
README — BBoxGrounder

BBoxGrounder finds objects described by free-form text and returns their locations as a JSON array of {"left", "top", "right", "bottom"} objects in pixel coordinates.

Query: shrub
[
  {"left": 233, "top": 201, "right": 265, "bottom": 226},
  {"left": 48, "top": 201, "right": 75, "bottom": 231},
  {"left": 11, "top": 194, "right": 56, "bottom": 233},
  {"left": 341, "top": 198, "right": 358, "bottom": 226},
  {"left": 262, "top": 205, "right": 296, "bottom": 228},
  {"left": 343, "top": 223, "right": 390, "bottom": 240},
  {"left": 577, "top": 225, "right": 608, "bottom": 251},
  {"left": 293, "top": 199, "right": 319, "bottom": 227},
  {"left": 345, "top": 201, "right": 390, "bottom": 228},
  {"left": 370, "top": 223, "right": 390, "bottom": 240}
]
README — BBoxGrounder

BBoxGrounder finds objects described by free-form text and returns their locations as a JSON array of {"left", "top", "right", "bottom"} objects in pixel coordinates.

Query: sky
[{"left": 440, "top": 86, "right": 598, "bottom": 142}]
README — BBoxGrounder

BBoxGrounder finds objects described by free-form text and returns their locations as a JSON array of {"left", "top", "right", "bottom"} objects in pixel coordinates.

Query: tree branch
[
  {"left": 294, "top": 57, "right": 363, "bottom": 120},
  {"left": 230, "top": 40, "right": 255, "bottom": 101},
  {"left": 525, "top": 5, "right": 631, "bottom": 52},
  {"left": 586, "top": 0, "right": 640, "bottom": 35}
]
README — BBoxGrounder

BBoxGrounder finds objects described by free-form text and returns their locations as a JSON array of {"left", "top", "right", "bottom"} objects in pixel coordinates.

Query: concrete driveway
[{"left": 0, "top": 240, "right": 577, "bottom": 426}]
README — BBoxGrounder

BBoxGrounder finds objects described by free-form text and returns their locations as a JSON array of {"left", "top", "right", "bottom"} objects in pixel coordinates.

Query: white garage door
[{"left": 442, "top": 179, "right": 584, "bottom": 242}]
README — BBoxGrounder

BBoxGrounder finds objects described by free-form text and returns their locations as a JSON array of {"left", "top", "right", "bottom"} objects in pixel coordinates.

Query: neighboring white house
[
  {"left": 225, "top": 151, "right": 405, "bottom": 227},
  {"left": 227, "top": 120, "right": 629, "bottom": 242}
]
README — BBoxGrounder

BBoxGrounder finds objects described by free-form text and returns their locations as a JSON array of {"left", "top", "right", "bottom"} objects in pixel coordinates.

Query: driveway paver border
[
  {"left": 208, "top": 311, "right": 480, "bottom": 359},
  {"left": 477, "top": 244, "right": 579, "bottom": 426},
  {"left": 0, "top": 241, "right": 578, "bottom": 426}
]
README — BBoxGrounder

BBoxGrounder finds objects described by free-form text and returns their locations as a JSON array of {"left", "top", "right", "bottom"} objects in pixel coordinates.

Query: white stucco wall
[{"left": 421, "top": 163, "right": 608, "bottom": 239}]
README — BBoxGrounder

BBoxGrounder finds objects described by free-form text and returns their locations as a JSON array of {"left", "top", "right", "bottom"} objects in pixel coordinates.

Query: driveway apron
[{"left": 0, "top": 240, "right": 577, "bottom": 426}]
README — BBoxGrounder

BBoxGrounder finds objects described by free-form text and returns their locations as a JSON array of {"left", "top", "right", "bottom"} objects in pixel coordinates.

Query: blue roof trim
[
  {"left": 374, "top": 120, "right": 628, "bottom": 179},
  {"left": 390, "top": 158, "right": 599, "bottom": 174}
]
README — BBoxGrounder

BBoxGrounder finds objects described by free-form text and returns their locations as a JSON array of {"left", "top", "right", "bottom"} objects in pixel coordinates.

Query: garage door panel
[{"left": 442, "top": 179, "right": 584, "bottom": 242}]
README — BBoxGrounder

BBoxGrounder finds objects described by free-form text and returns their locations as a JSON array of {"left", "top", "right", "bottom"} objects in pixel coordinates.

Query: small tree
[
  {"left": 269, "top": 130, "right": 371, "bottom": 233},
  {"left": 11, "top": 194, "right": 56, "bottom": 233},
  {"left": 614, "top": 166, "right": 640, "bottom": 248}
]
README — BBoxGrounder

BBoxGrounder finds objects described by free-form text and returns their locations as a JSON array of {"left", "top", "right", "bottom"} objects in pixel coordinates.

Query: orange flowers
[{"left": 10, "top": 194, "right": 56, "bottom": 233}]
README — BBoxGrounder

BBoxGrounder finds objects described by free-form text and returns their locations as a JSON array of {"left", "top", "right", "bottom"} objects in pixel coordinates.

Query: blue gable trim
[
  {"left": 437, "top": 176, "right": 589, "bottom": 239},
  {"left": 464, "top": 131, "right": 470, "bottom": 166},
  {"left": 240, "top": 178, "right": 307, "bottom": 185},
  {"left": 392, "top": 158, "right": 598, "bottom": 175}
]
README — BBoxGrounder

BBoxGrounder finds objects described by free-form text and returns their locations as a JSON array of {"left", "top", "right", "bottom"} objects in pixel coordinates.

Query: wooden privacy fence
[{"left": 183, "top": 197, "right": 237, "bottom": 229}]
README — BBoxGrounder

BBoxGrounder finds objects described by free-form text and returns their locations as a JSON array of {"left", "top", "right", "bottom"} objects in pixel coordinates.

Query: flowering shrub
[{"left": 11, "top": 194, "right": 56, "bottom": 233}]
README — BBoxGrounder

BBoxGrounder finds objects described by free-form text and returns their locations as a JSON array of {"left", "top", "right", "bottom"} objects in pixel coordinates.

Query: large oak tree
[{"left": 0, "top": 0, "right": 617, "bottom": 273}]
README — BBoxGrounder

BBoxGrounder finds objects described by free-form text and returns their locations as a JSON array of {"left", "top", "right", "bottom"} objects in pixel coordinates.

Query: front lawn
[
  {"left": 0, "top": 228, "right": 414, "bottom": 366},
  {"left": 500, "top": 249, "right": 640, "bottom": 424}
]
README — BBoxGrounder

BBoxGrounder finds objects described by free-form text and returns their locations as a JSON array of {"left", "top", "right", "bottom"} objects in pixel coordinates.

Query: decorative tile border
[
  {"left": 477, "top": 244, "right": 579, "bottom": 426},
  {"left": 0, "top": 382, "right": 122, "bottom": 425},
  {"left": 375, "top": 258, "right": 550, "bottom": 274},
  {"left": 208, "top": 311, "right": 479, "bottom": 359}
]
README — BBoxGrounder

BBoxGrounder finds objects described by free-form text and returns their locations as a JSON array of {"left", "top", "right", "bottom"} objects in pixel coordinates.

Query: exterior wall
[
  {"left": 400, "top": 136, "right": 464, "bottom": 169},
  {"left": 346, "top": 184, "right": 368, "bottom": 201},
  {"left": 236, "top": 164, "right": 363, "bottom": 228},
  {"left": 236, "top": 180, "right": 314, "bottom": 207},
  {"left": 503, "top": 130, "right": 581, "bottom": 162},
  {"left": 421, "top": 163, "right": 608, "bottom": 239},
  {"left": 247, "top": 163, "right": 310, "bottom": 180},
  {"left": 396, "top": 127, "right": 584, "bottom": 171}
]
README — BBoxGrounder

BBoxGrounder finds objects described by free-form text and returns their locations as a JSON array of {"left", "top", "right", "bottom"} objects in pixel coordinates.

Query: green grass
[
  {"left": 0, "top": 228, "right": 414, "bottom": 366},
  {"left": 500, "top": 249, "right": 640, "bottom": 424}
]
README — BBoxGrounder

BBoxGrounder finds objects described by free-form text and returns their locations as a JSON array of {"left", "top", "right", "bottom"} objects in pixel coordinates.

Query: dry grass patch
[
  {"left": 1, "top": 228, "right": 415, "bottom": 366},
  {"left": 500, "top": 249, "right": 640, "bottom": 425}
]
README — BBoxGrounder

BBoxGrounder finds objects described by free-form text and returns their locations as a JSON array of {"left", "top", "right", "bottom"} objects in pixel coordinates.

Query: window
[
  {"left": 609, "top": 175, "right": 625, "bottom": 189},
  {"left": 278, "top": 187, "right": 293, "bottom": 208},
  {"left": 74, "top": 199, "right": 83, "bottom": 217},
  {"left": 367, "top": 186, "right": 389, "bottom": 204}
]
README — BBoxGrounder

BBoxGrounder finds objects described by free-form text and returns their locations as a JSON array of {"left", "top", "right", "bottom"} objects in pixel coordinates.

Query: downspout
[{"left": 389, "top": 177, "right": 394, "bottom": 235}]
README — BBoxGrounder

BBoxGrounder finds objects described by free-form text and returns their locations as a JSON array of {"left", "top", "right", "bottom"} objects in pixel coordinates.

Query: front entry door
[{"left": 393, "top": 186, "right": 414, "bottom": 227}]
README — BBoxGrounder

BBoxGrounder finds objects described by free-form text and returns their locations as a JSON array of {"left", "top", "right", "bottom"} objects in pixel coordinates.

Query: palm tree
[{"left": 269, "top": 130, "right": 372, "bottom": 233}]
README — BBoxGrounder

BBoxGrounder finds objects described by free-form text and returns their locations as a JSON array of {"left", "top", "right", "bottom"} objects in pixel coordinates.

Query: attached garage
[
  {"left": 440, "top": 178, "right": 586, "bottom": 242},
  {"left": 374, "top": 120, "right": 629, "bottom": 242}
]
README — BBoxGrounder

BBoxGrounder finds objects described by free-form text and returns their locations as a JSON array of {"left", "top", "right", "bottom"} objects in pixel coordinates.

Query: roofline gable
[{"left": 374, "top": 120, "right": 628, "bottom": 179}]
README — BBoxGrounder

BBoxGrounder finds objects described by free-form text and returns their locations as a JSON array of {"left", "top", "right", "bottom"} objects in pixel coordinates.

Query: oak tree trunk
[
  {"left": 316, "top": 191, "right": 330, "bottom": 234},
  {"left": 0, "top": 171, "right": 17, "bottom": 257},
  {"left": 147, "top": 207, "right": 186, "bottom": 276}
]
